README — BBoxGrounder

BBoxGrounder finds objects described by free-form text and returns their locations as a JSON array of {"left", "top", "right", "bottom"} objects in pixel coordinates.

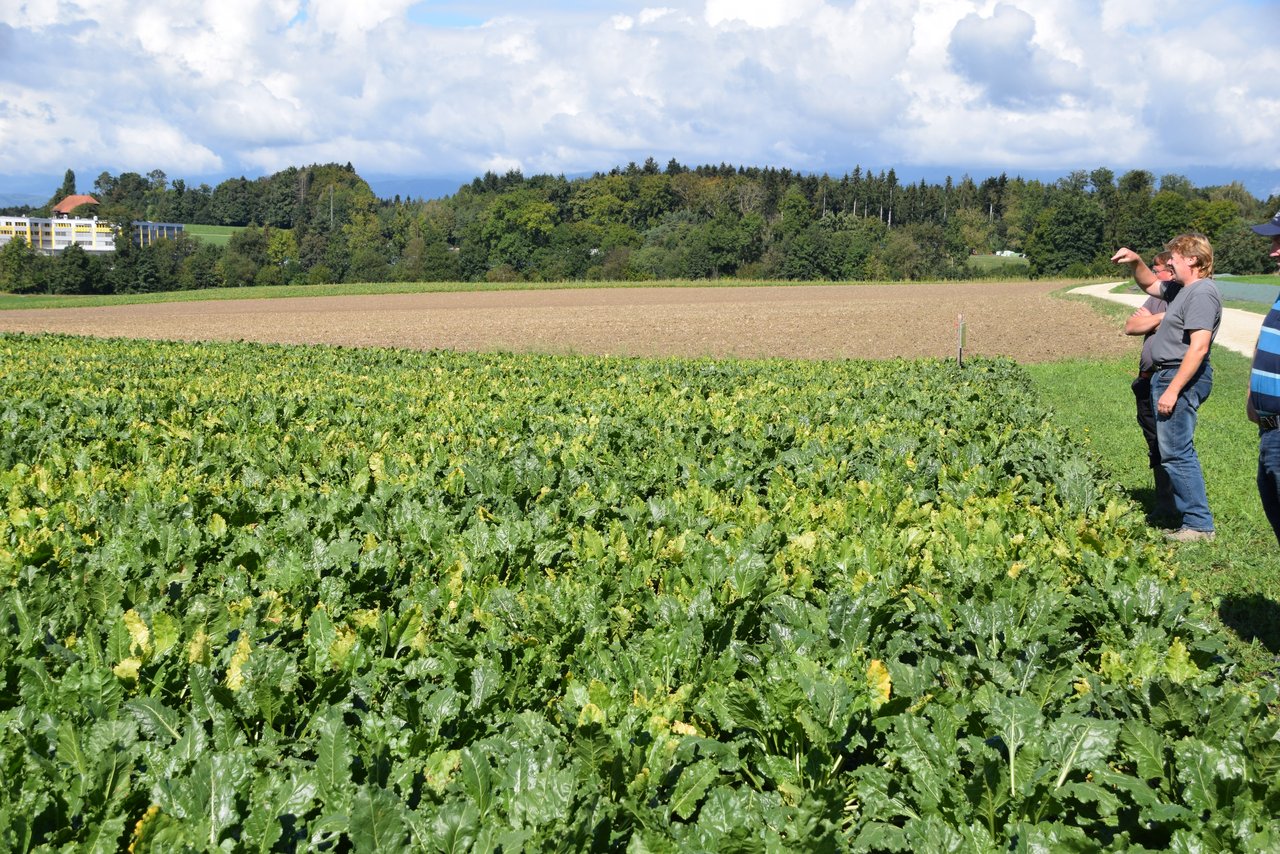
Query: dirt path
[
  {"left": 0, "top": 280, "right": 1138, "bottom": 363},
  {"left": 1071, "top": 281, "right": 1264, "bottom": 358}
]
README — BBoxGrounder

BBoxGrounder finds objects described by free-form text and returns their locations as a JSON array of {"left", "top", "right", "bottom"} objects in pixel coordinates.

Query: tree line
[{"left": 2, "top": 159, "right": 1277, "bottom": 295}]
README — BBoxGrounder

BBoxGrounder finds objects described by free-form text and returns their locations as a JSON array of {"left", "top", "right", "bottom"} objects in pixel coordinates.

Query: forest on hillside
[{"left": 2, "top": 159, "right": 1277, "bottom": 295}]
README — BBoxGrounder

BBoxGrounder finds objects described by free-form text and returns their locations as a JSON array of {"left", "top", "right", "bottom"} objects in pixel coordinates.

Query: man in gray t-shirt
[
  {"left": 1145, "top": 278, "right": 1222, "bottom": 373},
  {"left": 1112, "top": 234, "right": 1222, "bottom": 542}
]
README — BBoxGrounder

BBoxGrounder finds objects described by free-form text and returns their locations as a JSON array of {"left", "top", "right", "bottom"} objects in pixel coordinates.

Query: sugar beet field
[{"left": 1, "top": 325, "right": 1278, "bottom": 850}]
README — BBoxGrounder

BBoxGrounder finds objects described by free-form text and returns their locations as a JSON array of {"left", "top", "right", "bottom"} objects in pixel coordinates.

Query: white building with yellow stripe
[{"left": 0, "top": 216, "right": 183, "bottom": 255}]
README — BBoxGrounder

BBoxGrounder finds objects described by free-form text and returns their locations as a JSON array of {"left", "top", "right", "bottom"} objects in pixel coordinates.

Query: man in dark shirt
[{"left": 1124, "top": 252, "right": 1173, "bottom": 523}]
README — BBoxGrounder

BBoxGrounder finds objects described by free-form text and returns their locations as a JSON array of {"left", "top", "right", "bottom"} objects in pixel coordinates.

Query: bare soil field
[{"left": 0, "top": 280, "right": 1136, "bottom": 363}]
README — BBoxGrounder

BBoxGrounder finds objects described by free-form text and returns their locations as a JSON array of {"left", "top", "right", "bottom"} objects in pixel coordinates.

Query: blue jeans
[
  {"left": 1152, "top": 364, "right": 1214, "bottom": 532},
  {"left": 1257, "top": 427, "right": 1280, "bottom": 545}
]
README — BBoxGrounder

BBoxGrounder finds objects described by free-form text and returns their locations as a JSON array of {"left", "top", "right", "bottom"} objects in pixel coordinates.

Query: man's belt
[{"left": 1259, "top": 414, "right": 1280, "bottom": 431}]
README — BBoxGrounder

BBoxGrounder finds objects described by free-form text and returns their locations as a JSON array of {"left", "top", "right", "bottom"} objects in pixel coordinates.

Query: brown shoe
[{"left": 1164, "top": 527, "right": 1216, "bottom": 542}]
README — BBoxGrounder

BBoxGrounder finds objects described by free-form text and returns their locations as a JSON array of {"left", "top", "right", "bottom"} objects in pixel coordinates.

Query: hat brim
[{"left": 1251, "top": 223, "right": 1280, "bottom": 236}]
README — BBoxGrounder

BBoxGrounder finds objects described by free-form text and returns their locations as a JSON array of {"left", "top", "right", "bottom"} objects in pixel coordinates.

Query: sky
[{"left": 2, "top": 0, "right": 1280, "bottom": 204}]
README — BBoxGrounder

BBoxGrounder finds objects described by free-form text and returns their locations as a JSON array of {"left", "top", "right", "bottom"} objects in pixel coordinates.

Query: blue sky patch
[{"left": 407, "top": 2, "right": 487, "bottom": 28}]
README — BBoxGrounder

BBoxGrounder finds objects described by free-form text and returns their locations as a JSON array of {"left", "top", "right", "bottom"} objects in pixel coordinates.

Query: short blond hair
[{"left": 1164, "top": 233, "right": 1214, "bottom": 278}]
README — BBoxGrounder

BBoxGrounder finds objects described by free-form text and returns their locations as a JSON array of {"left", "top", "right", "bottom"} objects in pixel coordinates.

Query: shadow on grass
[
  {"left": 1125, "top": 485, "right": 1179, "bottom": 528},
  {"left": 1219, "top": 594, "right": 1280, "bottom": 653}
]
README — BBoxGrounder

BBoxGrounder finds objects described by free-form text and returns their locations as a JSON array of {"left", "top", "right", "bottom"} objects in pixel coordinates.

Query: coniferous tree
[{"left": 48, "top": 169, "right": 77, "bottom": 208}]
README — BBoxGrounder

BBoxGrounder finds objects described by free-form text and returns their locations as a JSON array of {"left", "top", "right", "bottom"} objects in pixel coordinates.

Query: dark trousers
[
  {"left": 1132, "top": 374, "right": 1175, "bottom": 517},
  {"left": 1258, "top": 427, "right": 1280, "bottom": 545},
  {"left": 1132, "top": 375, "right": 1160, "bottom": 469}
]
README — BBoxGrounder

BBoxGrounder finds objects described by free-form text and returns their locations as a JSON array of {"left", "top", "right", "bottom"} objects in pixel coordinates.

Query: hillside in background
[{"left": 2, "top": 161, "right": 1277, "bottom": 294}]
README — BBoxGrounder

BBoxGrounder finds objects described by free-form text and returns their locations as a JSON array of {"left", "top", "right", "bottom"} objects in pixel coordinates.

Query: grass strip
[{"left": 1027, "top": 347, "right": 1280, "bottom": 679}]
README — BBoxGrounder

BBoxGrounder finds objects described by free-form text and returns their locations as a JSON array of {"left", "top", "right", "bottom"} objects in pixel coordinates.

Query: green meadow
[
  {"left": 181, "top": 223, "right": 241, "bottom": 247},
  {"left": 1033, "top": 290, "right": 1279, "bottom": 679}
]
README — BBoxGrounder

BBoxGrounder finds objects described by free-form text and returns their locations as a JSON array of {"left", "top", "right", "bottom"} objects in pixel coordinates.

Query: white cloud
[
  {"left": 306, "top": 0, "right": 418, "bottom": 37},
  {"left": 639, "top": 8, "right": 677, "bottom": 25},
  {"left": 480, "top": 153, "right": 525, "bottom": 174},
  {"left": 704, "top": 0, "right": 823, "bottom": 29},
  {"left": 948, "top": 3, "right": 1087, "bottom": 108},
  {"left": 110, "top": 121, "right": 223, "bottom": 175},
  {"left": 240, "top": 136, "right": 421, "bottom": 175},
  {"left": 1, "top": 0, "right": 1277, "bottom": 196}
]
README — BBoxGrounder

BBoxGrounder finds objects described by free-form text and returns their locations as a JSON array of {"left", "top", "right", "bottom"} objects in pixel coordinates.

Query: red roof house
[{"left": 52, "top": 194, "right": 99, "bottom": 216}]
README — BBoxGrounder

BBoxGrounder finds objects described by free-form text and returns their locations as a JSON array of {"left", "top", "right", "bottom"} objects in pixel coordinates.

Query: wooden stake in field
[{"left": 957, "top": 313, "right": 966, "bottom": 367}]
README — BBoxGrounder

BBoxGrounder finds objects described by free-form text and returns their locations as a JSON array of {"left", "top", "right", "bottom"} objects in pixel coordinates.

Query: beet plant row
[{"left": 0, "top": 333, "right": 1276, "bottom": 851}]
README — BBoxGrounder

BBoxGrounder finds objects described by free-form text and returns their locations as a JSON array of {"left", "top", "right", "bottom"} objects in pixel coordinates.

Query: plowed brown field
[{"left": 0, "top": 280, "right": 1134, "bottom": 363}]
